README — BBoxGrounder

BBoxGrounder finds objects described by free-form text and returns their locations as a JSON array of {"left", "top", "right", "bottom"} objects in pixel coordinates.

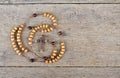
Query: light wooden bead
[
  {"left": 20, "top": 24, "right": 24, "bottom": 28},
  {"left": 47, "top": 29, "right": 50, "bottom": 32},
  {"left": 50, "top": 27, "right": 53, "bottom": 31},
  {"left": 55, "top": 58, "right": 58, "bottom": 62},
  {"left": 49, "top": 60, "right": 52, "bottom": 63},
  {"left": 11, "top": 32, "right": 15, "bottom": 35},
  {"left": 16, "top": 50, "right": 20, "bottom": 53},
  {"left": 53, "top": 20, "right": 57, "bottom": 22},
  {"left": 30, "top": 32, "right": 34, "bottom": 35},
  {"left": 14, "top": 27, "right": 18, "bottom": 30},
  {"left": 37, "top": 26, "right": 40, "bottom": 29},
  {"left": 12, "top": 30, "right": 16, "bottom": 32},
  {"left": 59, "top": 54, "right": 62, "bottom": 57},
  {"left": 18, "top": 42, "right": 22, "bottom": 45},
  {"left": 28, "top": 42, "right": 32, "bottom": 45},
  {"left": 49, "top": 15, "right": 53, "bottom": 18},
  {"left": 53, "top": 53, "right": 57, "bottom": 56},
  {"left": 18, "top": 52, "right": 22, "bottom": 55},
  {"left": 30, "top": 35, "right": 34, "bottom": 38},
  {"left": 47, "top": 14, "right": 50, "bottom": 17},
  {"left": 53, "top": 23, "right": 57, "bottom": 26},
  {"left": 61, "top": 42, "right": 65, "bottom": 45},
  {"left": 24, "top": 49, "right": 28, "bottom": 52},
  {"left": 43, "top": 13, "right": 47, "bottom": 16},
  {"left": 34, "top": 27, "right": 38, "bottom": 30},
  {"left": 45, "top": 25, "right": 48, "bottom": 28},
  {"left": 51, "top": 17, "right": 55, "bottom": 20},
  {"left": 17, "top": 39, "right": 21, "bottom": 42},
  {"left": 61, "top": 46, "right": 65, "bottom": 49},
  {"left": 60, "top": 51, "right": 64, "bottom": 55},
  {"left": 22, "top": 47, "right": 25, "bottom": 51},
  {"left": 12, "top": 42, "right": 16, "bottom": 45},
  {"left": 14, "top": 48, "right": 18, "bottom": 51},
  {"left": 13, "top": 45, "right": 17, "bottom": 48},
  {"left": 45, "top": 60, "right": 49, "bottom": 64},
  {"left": 52, "top": 59, "right": 55, "bottom": 63},
  {"left": 32, "top": 30, "right": 36, "bottom": 33},
  {"left": 11, "top": 38, "right": 15, "bottom": 41},
  {"left": 61, "top": 49, "right": 65, "bottom": 52},
  {"left": 19, "top": 45, "right": 23, "bottom": 48},
  {"left": 19, "top": 27, "right": 23, "bottom": 30},
  {"left": 28, "top": 38, "right": 32, "bottom": 41},
  {"left": 51, "top": 56, "right": 54, "bottom": 59}
]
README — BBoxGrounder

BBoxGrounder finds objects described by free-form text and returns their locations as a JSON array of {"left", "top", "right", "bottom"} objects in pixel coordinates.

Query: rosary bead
[
  {"left": 28, "top": 26, "right": 33, "bottom": 30},
  {"left": 30, "top": 58, "right": 35, "bottom": 62},
  {"left": 58, "top": 31, "right": 63, "bottom": 35},
  {"left": 33, "top": 13, "right": 38, "bottom": 17}
]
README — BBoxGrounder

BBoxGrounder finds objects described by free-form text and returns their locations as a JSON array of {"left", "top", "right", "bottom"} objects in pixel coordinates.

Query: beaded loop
[{"left": 11, "top": 12, "right": 66, "bottom": 64}]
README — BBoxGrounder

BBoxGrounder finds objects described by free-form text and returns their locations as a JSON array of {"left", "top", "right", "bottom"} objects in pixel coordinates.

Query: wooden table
[{"left": 0, "top": 0, "right": 120, "bottom": 78}]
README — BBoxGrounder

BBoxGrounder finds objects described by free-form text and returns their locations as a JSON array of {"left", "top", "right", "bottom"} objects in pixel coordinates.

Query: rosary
[{"left": 11, "top": 12, "right": 66, "bottom": 64}]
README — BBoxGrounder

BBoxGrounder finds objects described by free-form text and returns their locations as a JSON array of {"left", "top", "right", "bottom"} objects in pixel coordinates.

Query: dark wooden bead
[
  {"left": 30, "top": 58, "right": 35, "bottom": 62},
  {"left": 33, "top": 13, "right": 38, "bottom": 17},
  {"left": 58, "top": 31, "right": 63, "bottom": 35},
  {"left": 51, "top": 41, "right": 55, "bottom": 45},
  {"left": 28, "top": 26, "right": 33, "bottom": 30}
]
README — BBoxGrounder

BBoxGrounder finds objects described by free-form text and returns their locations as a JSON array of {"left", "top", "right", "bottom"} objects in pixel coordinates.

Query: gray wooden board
[
  {"left": 0, "top": 67, "right": 120, "bottom": 78},
  {"left": 9, "top": 0, "right": 120, "bottom": 3},
  {"left": 0, "top": 4, "right": 120, "bottom": 66}
]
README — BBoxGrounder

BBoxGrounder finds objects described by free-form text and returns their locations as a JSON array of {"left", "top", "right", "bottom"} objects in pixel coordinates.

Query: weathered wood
[
  {"left": 0, "top": 67, "right": 120, "bottom": 78},
  {"left": 9, "top": 0, "right": 120, "bottom": 3},
  {"left": 0, "top": 0, "right": 9, "bottom": 3},
  {"left": 0, "top": 4, "right": 120, "bottom": 66}
]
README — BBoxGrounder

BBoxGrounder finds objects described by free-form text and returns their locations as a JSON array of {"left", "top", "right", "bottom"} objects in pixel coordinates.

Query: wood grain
[
  {"left": 0, "top": 4, "right": 120, "bottom": 66},
  {"left": 0, "top": 67, "right": 120, "bottom": 78},
  {"left": 9, "top": 0, "right": 120, "bottom": 3}
]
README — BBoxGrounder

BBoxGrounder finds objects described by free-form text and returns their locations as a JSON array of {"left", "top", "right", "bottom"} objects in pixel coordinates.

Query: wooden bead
[
  {"left": 58, "top": 54, "right": 62, "bottom": 57},
  {"left": 24, "top": 49, "right": 28, "bottom": 52},
  {"left": 12, "top": 30, "right": 16, "bottom": 32},
  {"left": 53, "top": 20, "right": 57, "bottom": 22},
  {"left": 54, "top": 58, "right": 58, "bottom": 62},
  {"left": 21, "top": 47, "right": 25, "bottom": 51},
  {"left": 11, "top": 32, "right": 15, "bottom": 35},
  {"left": 51, "top": 56, "right": 54, "bottom": 59},
  {"left": 45, "top": 60, "right": 49, "bottom": 64},
  {"left": 17, "top": 39, "right": 21, "bottom": 42},
  {"left": 51, "top": 17, "right": 55, "bottom": 20},
  {"left": 32, "top": 30, "right": 36, "bottom": 33},
  {"left": 16, "top": 50, "right": 20, "bottom": 53},
  {"left": 18, "top": 52, "right": 22, "bottom": 55},
  {"left": 52, "top": 59, "right": 55, "bottom": 63},
  {"left": 14, "top": 27, "right": 18, "bottom": 30},
  {"left": 47, "top": 14, "right": 50, "bottom": 17},
  {"left": 57, "top": 56, "right": 60, "bottom": 59},
  {"left": 53, "top": 23, "right": 57, "bottom": 26},
  {"left": 19, "top": 45, "right": 23, "bottom": 48},
  {"left": 52, "top": 53, "right": 56, "bottom": 56},
  {"left": 61, "top": 46, "right": 65, "bottom": 49},
  {"left": 49, "top": 60, "right": 52, "bottom": 63},
  {"left": 60, "top": 51, "right": 64, "bottom": 55},
  {"left": 61, "top": 49, "right": 65, "bottom": 52},
  {"left": 11, "top": 38, "right": 15, "bottom": 41},
  {"left": 14, "top": 48, "right": 18, "bottom": 51},
  {"left": 61, "top": 42, "right": 65, "bottom": 45},
  {"left": 28, "top": 42, "right": 32, "bottom": 45},
  {"left": 13, "top": 45, "right": 17, "bottom": 48},
  {"left": 49, "top": 15, "right": 53, "bottom": 18},
  {"left": 43, "top": 13, "right": 47, "bottom": 17},
  {"left": 28, "top": 38, "right": 32, "bottom": 41},
  {"left": 30, "top": 35, "right": 34, "bottom": 38}
]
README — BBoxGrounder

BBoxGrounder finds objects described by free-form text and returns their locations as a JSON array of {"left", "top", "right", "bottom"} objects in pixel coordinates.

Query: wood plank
[
  {"left": 0, "top": 0, "right": 9, "bottom": 3},
  {"left": 0, "top": 67, "right": 120, "bottom": 78},
  {"left": 0, "top": 4, "right": 120, "bottom": 66},
  {"left": 10, "top": 0, "right": 120, "bottom": 3}
]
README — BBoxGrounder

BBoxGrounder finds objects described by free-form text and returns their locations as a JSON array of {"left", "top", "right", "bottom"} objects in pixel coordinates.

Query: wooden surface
[{"left": 0, "top": 0, "right": 120, "bottom": 78}]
